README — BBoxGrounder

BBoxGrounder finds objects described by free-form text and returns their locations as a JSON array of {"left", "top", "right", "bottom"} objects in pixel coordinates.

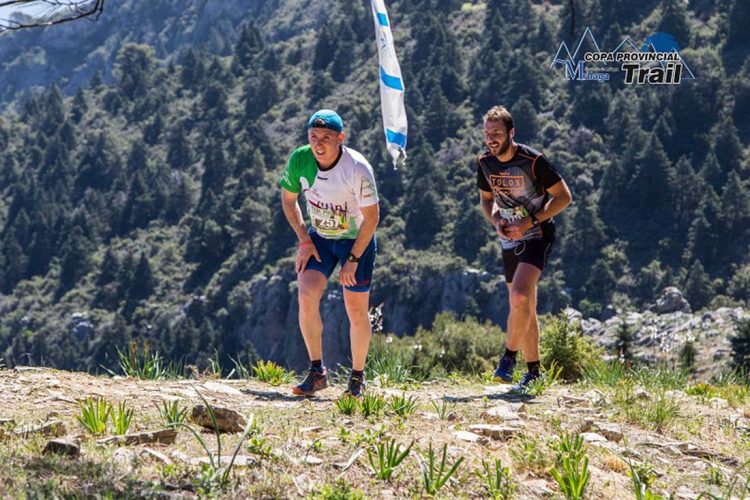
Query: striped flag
[{"left": 370, "top": 0, "right": 407, "bottom": 167}]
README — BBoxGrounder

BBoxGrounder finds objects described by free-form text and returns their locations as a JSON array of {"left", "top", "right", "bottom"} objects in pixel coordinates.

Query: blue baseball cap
[{"left": 307, "top": 109, "right": 343, "bottom": 133}]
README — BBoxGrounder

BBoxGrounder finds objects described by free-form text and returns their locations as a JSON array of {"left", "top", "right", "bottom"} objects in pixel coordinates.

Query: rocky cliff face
[
  {"left": 570, "top": 287, "right": 748, "bottom": 377},
  {"left": 234, "top": 267, "right": 510, "bottom": 370}
]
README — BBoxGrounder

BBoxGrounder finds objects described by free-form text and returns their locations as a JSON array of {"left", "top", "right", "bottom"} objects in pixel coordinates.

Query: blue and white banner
[{"left": 370, "top": 0, "right": 407, "bottom": 167}]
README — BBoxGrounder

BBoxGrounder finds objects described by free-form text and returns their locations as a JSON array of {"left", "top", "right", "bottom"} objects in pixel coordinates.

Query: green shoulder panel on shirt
[{"left": 279, "top": 145, "right": 318, "bottom": 193}]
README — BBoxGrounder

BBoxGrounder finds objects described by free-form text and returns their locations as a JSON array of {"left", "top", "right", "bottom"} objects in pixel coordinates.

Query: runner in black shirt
[{"left": 477, "top": 105, "right": 572, "bottom": 392}]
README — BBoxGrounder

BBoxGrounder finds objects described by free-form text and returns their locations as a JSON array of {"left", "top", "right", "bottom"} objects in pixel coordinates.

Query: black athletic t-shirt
[{"left": 477, "top": 143, "right": 562, "bottom": 249}]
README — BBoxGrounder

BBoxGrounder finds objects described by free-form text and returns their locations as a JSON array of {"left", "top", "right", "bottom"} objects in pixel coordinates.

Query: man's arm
[
  {"left": 479, "top": 189, "right": 507, "bottom": 236},
  {"left": 281, "top": 188, "right": 312, "bottom": 243},
  {"left": 479, "top": 189, "right": 497, "bottom": 227},
  {"left": 280, "top": 188, "right": 320, "bottom": 273},
  {"left": 536, "top": 178, "right": 572, "bottom": 222},
  {"left": 339, "top": 203, "right": 379, "bottom": 287},
  {"left": 504, "top": 179, "right": 573, "bottom": 239}
]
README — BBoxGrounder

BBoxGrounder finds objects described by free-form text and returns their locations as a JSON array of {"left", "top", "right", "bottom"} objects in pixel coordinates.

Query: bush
[
  {"left": 383, "top": 313, "right": 505, "bottom": 379},
  {"left": 540, "top": 313, "right": 602, "bottom": 381}
]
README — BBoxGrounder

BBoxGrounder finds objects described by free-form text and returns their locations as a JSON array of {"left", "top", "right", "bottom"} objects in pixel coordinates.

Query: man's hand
[
  {"left": 296, "top": 241, "right": 321, "bottom": 273},
  {"left": 494, "top": 215, "right": 512, "bottom": 239},
  {"left": 504, "top": 218, "right": 533, "bottom": 240},
  {"left": 339, "top": 260, "right": 358, "bottom": 287}
]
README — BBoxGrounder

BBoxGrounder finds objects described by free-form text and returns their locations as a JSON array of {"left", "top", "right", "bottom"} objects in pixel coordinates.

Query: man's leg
[
  {"left": 508, "top": 263, "right": 542, "bottom": 362},
  {"left": 343, "top": 289, "right": 371, "bottom": 372},
  {"left": 297, "top": 269, "right": 328, "bottom": 363}
]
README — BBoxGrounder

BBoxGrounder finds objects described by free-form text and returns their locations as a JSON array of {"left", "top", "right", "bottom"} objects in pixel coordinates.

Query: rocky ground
[{"left": 1, "top": 365, "right": 749, "bottom": 498}]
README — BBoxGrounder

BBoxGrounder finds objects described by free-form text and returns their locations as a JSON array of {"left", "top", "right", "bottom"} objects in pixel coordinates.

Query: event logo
[{"left": 550, "top": 27, "right": 695, "bottom": 84}]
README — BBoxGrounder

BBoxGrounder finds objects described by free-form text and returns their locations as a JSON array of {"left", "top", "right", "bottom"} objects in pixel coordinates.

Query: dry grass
[{"left": 0, "top": 367, "right": 748, "bottom": 498}]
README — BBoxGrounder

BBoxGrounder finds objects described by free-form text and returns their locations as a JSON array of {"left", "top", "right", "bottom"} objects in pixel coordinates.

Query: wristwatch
[
  {"left": 347, "top": 253, "right": 360, "bottom": 263},
  {"left": 529, "top": 213, "right": 540, "bottom": 227}
]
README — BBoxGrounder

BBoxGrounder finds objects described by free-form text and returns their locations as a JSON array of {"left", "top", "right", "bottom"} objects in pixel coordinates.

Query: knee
[
  {"left": 298, "top": 286, "right": 322, "bottom": 309},
  {"left": 509, "top": 289, "right": 532, "bottom": 310},
  {"left": 345, "top": 302, "right": 370, "bottom": 323}
]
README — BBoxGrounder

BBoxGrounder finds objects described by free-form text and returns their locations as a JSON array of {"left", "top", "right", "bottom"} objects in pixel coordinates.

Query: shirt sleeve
[
  {"left": 534, "top": 155, "right": 562, "bottom": 190},
  {"left": 477, "top": 160, "right": 491, "bottom": 192},
  {"left": 355, "top": 163, "right": 379, "bottom": 207},
  {"left": 279, "top": 151, "right": 301, "bottom": 193}
]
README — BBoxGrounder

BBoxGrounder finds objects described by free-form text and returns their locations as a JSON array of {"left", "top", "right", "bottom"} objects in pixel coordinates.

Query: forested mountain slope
[{"left": 0, "top": 0, "right": 747, "bottom": 372}]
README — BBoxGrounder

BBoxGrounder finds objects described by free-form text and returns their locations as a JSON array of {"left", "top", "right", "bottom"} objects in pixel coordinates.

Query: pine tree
[
  {"left": 699, "top": 148, "right": 723, "bottom": 192},
  {"left": 717, "top": 172, "right": 750, "bottom": 271},
  {"left": 452, "top": 187, "right": 490, "bottom": 262},
  {"left": 726, "top": 0, "right": 750, "bottom": 52},
  {"left": 115, "top": 44, "right": 155, "bottom": 101},
  {"left": 233, "top": 21, "right": 265, "bottom": 70},
  {"left": 70, "top": 88, "right": 88, "bottom": 123},
  {"left": 76, "top": 131, "right": 122, "bottom": 191},
  {"left": 511, "top": 99, "right": 540, "bottom": 143},
  {"left": 201, "top": 140, "right": 229, "bottom": 199},
  {"left": 312, "top": 24, "right": 337, "bottom": 71},
  {"left": 682, "top": 259, "right": 714, "bottom": 310},
  {"left": 166, "top": 123, "right": 192, "bottom": 170},
  {"left": 58, "top": 225, "right": 93, "bottom": 293},
  {"left": 658, "top": 0, "right": 691, "bottom": 47},
  {"left": 128, "top": 252, "right": 155, "bottom": 301},
  {"left": 143, "top": 113, "right": 163, "bottom": 146}
]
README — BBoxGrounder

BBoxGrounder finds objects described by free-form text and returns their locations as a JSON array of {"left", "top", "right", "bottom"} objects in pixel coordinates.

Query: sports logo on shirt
[{"left": 490, "top": 174, "right": 526, "bottom": 197}]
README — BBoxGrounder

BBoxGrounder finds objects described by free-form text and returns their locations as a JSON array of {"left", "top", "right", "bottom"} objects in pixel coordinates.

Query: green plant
[
  {"left": 695, "top": 459, "right": 750, "bottom": 500},
  {"left": 359, "top": 392, "right": 385, "bottom": 418},
  {"left": 117, "top": 340, "right": 167, "bottom": 380},
  {"left": 76, "top": 397, "right": 112, "bottom": 436},
  {"left": 311, "top": 479, "right": 366, "bottom": 500},
  {"left": 178, "top": 390, "right": 255, "bottom": 492},
  {"left": 252, "top": 359, "right": 294, "bottom": 385},
  {"left": 539, "top": 313, "right": 602, "bottom": 381},
  {"left": 648, "top": 393, "right": 682, "bottom": 433},
  {"left": 431, "top": 398, "right": 454, "bottom": 420},
  {"left": 613, "top": 385, "right": 681, "bottom": 433},
  {"left": 510, "top": 434, "right": 554, "bottom": 475},
  {"left": 368, "top": 336, "right": 414, "bottom": 386},
  {"left": 525, "top": 361, "right": 562, "bottom": 396},
  {"left": 337, "top": 426, "right": 350, "bottom": 443},
  {"left": 336, "top": 394, "right": 358, "bottom": 416},
  {"left": 158, "top": 400, "right": 189, "bottom": 429},
  {"left": 632, "top": 366, "right": 688, "bottom": 390},
  {"left": 581, "top": 361, "right": 629, "bottom": 387},
  {"left": 208, "top": 349, "right": 223, "bottom": 378},
  {"left": 387, "top": 393, "right": 418, "bottom": 417},
  {"left": 475, "top": 459, "right": 515, "bottom": 500},
  {"left": 420, "top": 442, "right": 464, "bottom": 495},
  {"left": 550, "top": 433, "right": 590, "bottom": 500},
  {"left": 111, "top": 401, "right": 134, "bottom": 435},
  {"left": 685, "top": 382, "right": 718, "bottom": 399},
  {"left": 247, "top": 433, "right": 272, "bottom": 457},
  {"left": 229, "top": 353, "right": 255, "bottom": 379},
  {"left": 629, "top": 461, "right": 667, "bottom": 500},
  {"left": 704, "top": 464, "right": 723, "bottom": 486},
  {"left": 353, "top": 425, "right": 387, "bottom": 447},
  {"left": 366, "top": 438, "right": 413, "bottom": 481}
]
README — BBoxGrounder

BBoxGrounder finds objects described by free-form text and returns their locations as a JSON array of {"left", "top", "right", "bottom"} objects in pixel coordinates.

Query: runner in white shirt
[{"left": 280, "top": 109, "right": 380, "bottom": 398}]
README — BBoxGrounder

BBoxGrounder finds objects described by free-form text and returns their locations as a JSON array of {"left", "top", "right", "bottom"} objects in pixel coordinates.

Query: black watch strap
[
  {"left": 530, "top": 213, "right": 540, "bottom": 226},
  {"left": 347, "top": 253, "right": 360, "bottom": 263}
]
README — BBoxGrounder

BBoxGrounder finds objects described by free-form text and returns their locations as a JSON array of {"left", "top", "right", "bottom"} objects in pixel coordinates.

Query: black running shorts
[{"left": 501, "top": 232, "right": 556, "bottom": 283}]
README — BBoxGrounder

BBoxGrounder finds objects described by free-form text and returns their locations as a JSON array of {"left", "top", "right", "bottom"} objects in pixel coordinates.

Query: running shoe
[
  {"left": 511, "top": 371, "right": 544, "bottom": 393},
  {"left": 344, "top": 374, "right": 366, "bottom": 397},
  {"left": 292, "top": 368, "right": 328, "bottom": 396},
  {"left": 493, "top": 355, "right": 516, "bottom": 383}
]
